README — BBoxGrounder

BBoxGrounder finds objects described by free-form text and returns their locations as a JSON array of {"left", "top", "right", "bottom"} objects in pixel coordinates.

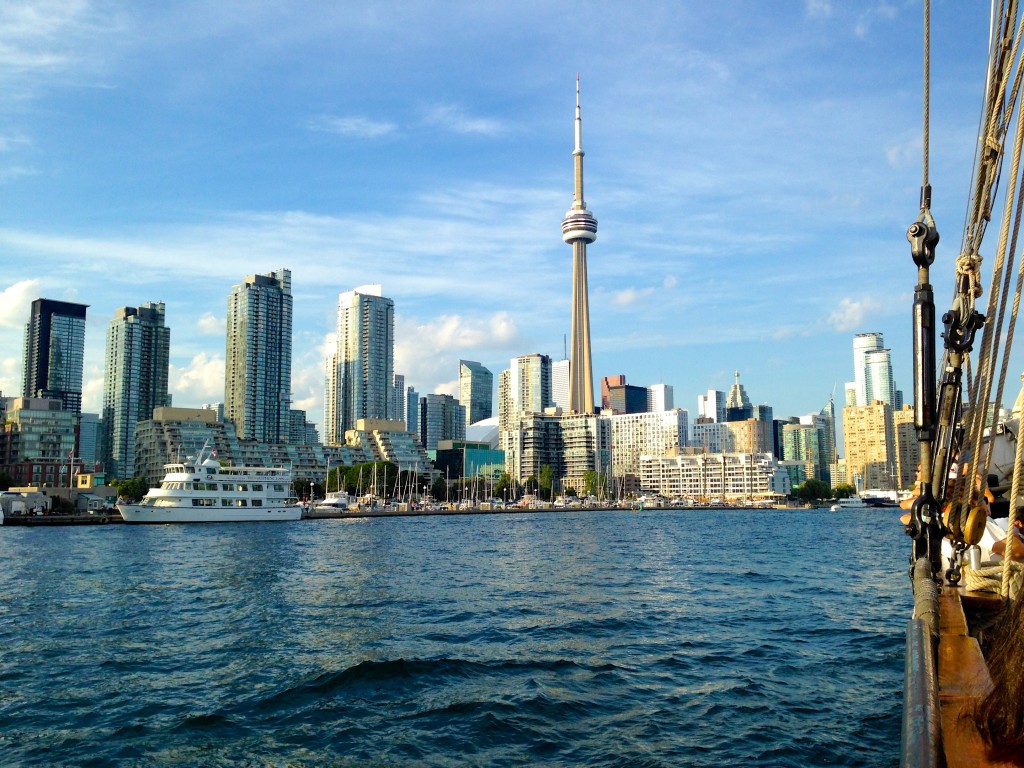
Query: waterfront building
[
  {"left": 606, "top": 409, "right": 689, "bottom": 493},
  {"left": 133, "top": 407, "right": 367, "bottom": 489},
  {"left": 22, "top": 298, "right": 88, "bottom": 417},
  {"left": 842, "top": 400, "right": 896, "bottom": 492},
  {"left": 419, "top": 393, "right": 465, "bottom": 451},
  {"left": 647, "top": 384, "right": 674, "bottom": 413},
  {"left": 326, "top": 284, "right": 395, "bottom": 444},
  {"left": 504, "top": 410, "right": 609, "bottom": 493},
  {"left": 725, "top": 418, "right": 773, "bottom": 455},
  {"left": 459, "top": 360, "right": 493, "bottom": 426},
  {"left": 562, "top": 76, "right": 598, "bottom": 414},
  {"left": 639, "top": 450, "right": 790, "bottom": 502},
  {"left": 892, "top": 403, "right": 920, "bottom": 491},
  {"left": 202, "top": 403, "right": 225, "bottom": 421},
  {"left": 551, "top": 359, "right": 570, "bottom": 412},
  {"left": 0, "top": 397, "right": 79, "bottom": 486},
  {"left": 433, "top": 439, "right": 505, "bottom": 484},
  {"left": 782, "top": 423, "right": 824, "bottom": 483},
  {"left": 102, "top": 302, "right": 171, "bottom": 479},
  {"left": 697, "top": 389, "right": 726, "bottom": 423},
  {"left": 343, "top": 419, "right": 433, "bottom": 476},
  {"left": 225, "top": 269, "right": 292, "bottom": 443}
]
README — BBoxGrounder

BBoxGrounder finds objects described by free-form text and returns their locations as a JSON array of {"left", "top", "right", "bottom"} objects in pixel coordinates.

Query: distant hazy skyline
[{"left": 0, "top": 2, "right": 1008, "bottom": 439}]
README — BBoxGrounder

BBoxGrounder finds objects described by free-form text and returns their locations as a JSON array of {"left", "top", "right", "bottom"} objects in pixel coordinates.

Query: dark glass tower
[{"left": 23, "top": 298, "right": 88, "bottom": 416}]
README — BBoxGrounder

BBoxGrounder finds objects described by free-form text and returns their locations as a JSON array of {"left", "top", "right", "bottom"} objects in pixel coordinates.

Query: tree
[
  {"left": 292, "top": 478, "right": 323, "bottom": 500},
  {"left": 494, "top": 472, "right": 521, "bottom": 502},
  {"left": 325, "top": 466, "right": 349, "bottom": 493},
  {"left": 113, "top": 477, "right": 149, "bottom": 502},
  {"left": 539, "top": 464, "right": 554, "bottom": 501},
  {"left": 583, "top": 470, "right": 609, "bottom": 498},
  {"left": 431, "top": 476, "right": 448, "bottom": 502},
  {"left": 523, "top": 475, "right": 539, "bottom": 496},
  {"left": 793, "top": 478, "right": 830, "bottom": 502},
  {"left": 0, "top": 471, "right": 13, "bottom": 491},
  {"left": 833, "top": 483, "right": 857, "bottom": 499}
]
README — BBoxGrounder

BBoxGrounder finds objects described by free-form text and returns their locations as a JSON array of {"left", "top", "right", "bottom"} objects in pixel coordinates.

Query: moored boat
[
  {"left": 830, "top": 496, "right": 870, "bottom": 512},
  {"left": 117, "top": 446, "right": 302, "bottom": 523}
]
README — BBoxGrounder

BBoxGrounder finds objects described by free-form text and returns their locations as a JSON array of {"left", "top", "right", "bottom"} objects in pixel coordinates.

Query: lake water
[{"left": 0, "top": 507, "right": 908, "bottom": 767}]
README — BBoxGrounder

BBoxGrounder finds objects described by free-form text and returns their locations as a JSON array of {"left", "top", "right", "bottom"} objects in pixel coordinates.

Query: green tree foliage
[
  {"left": 431, "top": 476, "right": 448, "bottom": 502},
  {"left": 833, "top": 483, "right": 857, "bottom": 499},
  {"left": 292, "top": 478, "right": 324, "bottom": 500},
  {"left": 583, "top": 470, "right": 609, "bottom": 498},
  {"left": 113, "top": 477, "right": 149, "bottom": 502},
  {"left": 793, "top": 478, "right": 831, "bottom": 502},
  {"left": 493, "top": 472, "right": 520, "bottom": 502},
  {"left": 523, "top": 476, "right": 539, "bottom": 496},
  {"left": 0, "top": 471, "right": 13, "bottom": 491},
  {"left": 564, "top": 486, "right": 578, "bottom": 498},
  {"left": 325, "top": 466, "right": 349, "bottom": 493},
  {"left": 344, "top": 461, "right": 398, "bottom": 496},
  {"left": 538, "top": 464, "right": 554, "bottom": 501}
]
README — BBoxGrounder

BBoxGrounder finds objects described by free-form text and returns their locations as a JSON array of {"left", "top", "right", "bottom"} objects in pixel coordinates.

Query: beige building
[
  {"left": 892, "top": 404, "right": 920, "bottom": 491},
  {"left": 843, "top": 401, "right": 896, "bottom": 491},
  {"left": 725, "top": 418, "right": 773, "bottom": 455}
]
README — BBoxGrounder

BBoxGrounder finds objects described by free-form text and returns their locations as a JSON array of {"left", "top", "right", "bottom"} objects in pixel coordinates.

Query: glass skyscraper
[
  {"left": 23, "top": 298, "right": 88, "bottom": 417},
  {"left": 225, "top": 269, "right": 293, "bottom": 443},
  {"left": 459, "top": 360, "right": 493, "bottom": 426},
  {"left": 102, "top": 301, "right": 171, "bottom": 479}
]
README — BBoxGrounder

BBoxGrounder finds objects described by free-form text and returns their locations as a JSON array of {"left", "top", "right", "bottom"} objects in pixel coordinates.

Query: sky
[{"left": 0, "top": 1, "right": 1009, "bottom": 453}]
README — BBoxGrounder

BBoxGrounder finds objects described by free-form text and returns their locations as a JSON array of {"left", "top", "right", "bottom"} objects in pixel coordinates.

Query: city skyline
[{"left": 0, "top": 3, "right": 1014, "bottom": 434}]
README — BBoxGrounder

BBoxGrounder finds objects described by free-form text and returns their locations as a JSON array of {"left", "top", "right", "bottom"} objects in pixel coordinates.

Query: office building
[
  {"left": 22, "top": 298, "right": 88, "bottom": 417},
  {"left": 420, "top": 393, "right": 465, "bottom": 451},
  {"left": 326, "top": 284, "right": 394, "bottom": 444},
  {"left": 647, "top": 384, "right": 674, "bottom": 412},
  {"left": 551, "top": 359, "right": 570, "bottom": 412},
  {"left": 459, "top": 360, "right": 493, "bottom": 425},
  {"left": 102, "top": 302, "right": 171, "bottom": 479},
  {"left": 698, "top": 389, "right": 726, "bottom": 423},
  {"left": 725, "top": 371, "right": 753, "bottom": 421},
  {"left": 225, "top": 269, "right": 292, "bottom": 443}
]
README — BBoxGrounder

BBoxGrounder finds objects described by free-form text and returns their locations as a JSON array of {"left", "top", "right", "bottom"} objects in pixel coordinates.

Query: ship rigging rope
[{"left": 951, "top": 4, "right": 1024, "bottom": 540}]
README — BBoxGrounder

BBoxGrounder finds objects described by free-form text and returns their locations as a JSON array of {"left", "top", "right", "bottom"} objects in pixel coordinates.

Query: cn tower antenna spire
[{"left": 562, "top": 75, "right": 598, "bottom": 414}]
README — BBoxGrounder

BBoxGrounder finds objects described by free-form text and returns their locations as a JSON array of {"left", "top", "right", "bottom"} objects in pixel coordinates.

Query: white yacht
[
  {"left": 830, "top": 496, "right": 871, "bottom": 512},
  {"left": 118, "top": 447, "right": 302, "bottom": 523}
]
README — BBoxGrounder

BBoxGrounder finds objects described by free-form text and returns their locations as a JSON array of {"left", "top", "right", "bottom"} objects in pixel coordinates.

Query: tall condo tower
[
  {"left": 23, "top": 298, "right": 88, "bottom": 416},
  {"left": 459, "top": 360, "right": 493, "bottom": 426},
  {"left": 562, "top": 75, "right": 598, "bottom": 414},
  {"left": 102, "top": 302, "right": 171, "bottom": 479},
  {"left": 325, "top": 284, "right": 395, "bottom": 444},
  {"left": 225, "top": 269, "right": 293, "bottom": 443}
]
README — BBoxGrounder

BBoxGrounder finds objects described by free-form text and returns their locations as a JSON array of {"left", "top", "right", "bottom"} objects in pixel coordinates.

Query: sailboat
[{"left": 902, "top": 2, "right": 1024, "bottom": 765}]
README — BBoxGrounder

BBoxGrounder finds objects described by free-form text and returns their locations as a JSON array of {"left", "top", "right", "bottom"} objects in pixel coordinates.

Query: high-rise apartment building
[
  {"left": 498, "top": 353, "right": 552, "bottom": 431},
  {"left": 851, "top": 332, "right": 898, "bottom": 407},
  {"left": 102, "top": 301, "right": 171, "bottom": 479},
  {"left": 326, "top": 285, "right": 394, "bottom": 444},
  {"left": 225, "top": 269, "right": 292, "bottom": 443},
  {"left": 23, "top": 298, "right": 88, "bottom": 417},
  {"left": 392, "top": 374, "right": 406, "bottom": 423},
  {"left": 843, "top": 401, "right": 896, "bottom": 491},
  {"left": 406, "top": 386, "right": 420, "bottom": 440},
  {"left": 459, "top": 360, "right": 493, "bottom": 426}
]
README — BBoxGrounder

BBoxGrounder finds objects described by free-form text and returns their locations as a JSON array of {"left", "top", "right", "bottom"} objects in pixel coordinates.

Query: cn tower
[{"left": 561, "top": 75, "right": 598, "bottom": 414}]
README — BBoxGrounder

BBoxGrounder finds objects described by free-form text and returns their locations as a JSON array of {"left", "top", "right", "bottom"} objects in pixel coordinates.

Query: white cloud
[
  {"left": 82, "top": 368, "right": 103, "bottom": 412},
  {"left": 423, "top": 104, "right": 505, "bottom": 136},
  {"left": 307, "top": 115, "right": 396, "bottom": 138},
  {"left": 612, "top": 287, "right": 656, "bottom": 307},
  {"left": 0, "top": 279, "right": 40, "bottom": 327},
  {"left": 828, "top": 297, "right": 882, "bottom": 332},
  {"left": 0, "top": 355, "right": 20, "bottom": 398},
  {"left": 170, "top": 352, "right": 224, "bottom": 406},
  {"left": 805, "top": 0, "right": 831, "bottom": 18},
  {"left": 663, "top": 275, "right": 678, "bottom": 289},
  {"left": 395, "top": 311, "right": 522, "bottom": 393},
  {"left": 197, "top": 312, "right": 225, "bottom": 335},
  {"left": 434, "top": 378, "right": 459, "bottom": 397}
]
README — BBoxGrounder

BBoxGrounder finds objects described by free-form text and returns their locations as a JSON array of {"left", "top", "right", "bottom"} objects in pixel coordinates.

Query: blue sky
[{"left": 0, "top": 1, "right": 1004, "bottom": 450}]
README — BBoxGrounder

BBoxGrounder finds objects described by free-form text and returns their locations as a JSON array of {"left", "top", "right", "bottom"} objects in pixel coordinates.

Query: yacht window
[
  {"left": 252, "top": 500, "right": 262, "bottom": 507},
  {"left": 235, "top": 499, "right": 247, "bottom": 507}
]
